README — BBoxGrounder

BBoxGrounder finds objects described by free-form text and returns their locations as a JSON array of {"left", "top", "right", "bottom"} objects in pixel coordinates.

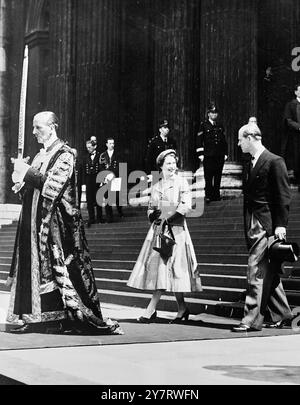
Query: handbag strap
[{"left": 162, "top": 220, "right": 175, "bottom": 241}]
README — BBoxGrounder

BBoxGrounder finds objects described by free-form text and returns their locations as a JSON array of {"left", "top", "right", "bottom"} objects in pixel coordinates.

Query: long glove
[{"left": 166, "top": 211, "right": 184, "bottom": 224}]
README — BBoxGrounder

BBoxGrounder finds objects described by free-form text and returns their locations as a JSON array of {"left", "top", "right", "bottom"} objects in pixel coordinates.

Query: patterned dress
[{"left": 127, "top": 174, "right": 202, "bottom": 292}]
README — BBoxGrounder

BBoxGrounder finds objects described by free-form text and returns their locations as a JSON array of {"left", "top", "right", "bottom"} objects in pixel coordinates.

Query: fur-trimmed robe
[{"left": 7, "top": 139, "right": 121, "bottom": 334}]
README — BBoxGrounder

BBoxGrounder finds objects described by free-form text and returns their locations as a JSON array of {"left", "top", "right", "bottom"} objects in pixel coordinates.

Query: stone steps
[{"left": 0, "top": 189, "right": 299, "bottom": 317}]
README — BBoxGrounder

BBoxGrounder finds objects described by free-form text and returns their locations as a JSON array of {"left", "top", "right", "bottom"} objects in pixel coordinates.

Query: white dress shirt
[{"left": 251, "top": 146, "right": 265, "bottom": 168}]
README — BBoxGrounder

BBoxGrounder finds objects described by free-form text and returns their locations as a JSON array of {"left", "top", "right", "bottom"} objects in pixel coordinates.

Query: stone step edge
[
  {"left": 0, "top": 268, "right": 247, "bottom": 281},
  {"left": 0, "top": 258, "right": 249, "bottom": 266},
  {"left": 95, "top": 277, "right": 245, "bottom": 293}
]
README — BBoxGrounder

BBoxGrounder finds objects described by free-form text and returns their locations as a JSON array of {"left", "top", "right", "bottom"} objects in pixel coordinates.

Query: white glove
[
  {"left": 274, "top": 227, "right": 286, "bottom": 240},
  {"left": 5, "top": 276, "right": 13, "bottom": 290},
  {"left": 11, "top": 158, "right": 30, "bottom": 184}
]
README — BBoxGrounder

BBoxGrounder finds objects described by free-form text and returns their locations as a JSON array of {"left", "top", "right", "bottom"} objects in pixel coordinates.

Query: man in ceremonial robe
[{"left": 6, "top": 111, "right": 123, "bottom": 335}]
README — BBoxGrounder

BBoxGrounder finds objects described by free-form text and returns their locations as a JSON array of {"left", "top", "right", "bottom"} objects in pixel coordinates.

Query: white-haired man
[{"left": 232, "top": 123, "right": 293, "bottom": 332}]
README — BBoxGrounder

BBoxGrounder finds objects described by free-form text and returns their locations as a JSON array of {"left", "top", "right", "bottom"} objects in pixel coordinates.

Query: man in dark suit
[
  {"left": 99, "top": 138, "right": 123, "bottom": 222},
  {"left": 282, "top": 83, "right": 300, "bottom": 189},
  {"left": 196, "top": 102, "right": 228, "bottom": 202},
  {"left": 145, "top": 119, "right": 177, "bottom": 174},
  {"left": 83, "top": 139, "right": 104, "bottom": 226},
  {"left": 232, "top": 123, "right": 293, "bottom": 332}
]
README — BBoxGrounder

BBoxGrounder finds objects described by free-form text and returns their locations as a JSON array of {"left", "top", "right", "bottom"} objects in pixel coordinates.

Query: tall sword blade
[{"left": 18, "top": 45, "right": 28, "bottom": 159}]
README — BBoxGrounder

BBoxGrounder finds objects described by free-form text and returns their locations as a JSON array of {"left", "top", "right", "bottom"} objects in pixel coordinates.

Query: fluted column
[
  {"left": 151, "top": 0, "right": 201, "bottom": 170},
  {"left": 200, "top": 0, "right": 258, "bottom": 161},
  {"left": 23, "top": 0, "right": 50, "bottom": 158},
  {"left": 47, "top": 0, "right": 122, "bottom": 157},
  {"left": 119, "top": 0, "right": 153, "bottom": 172},
  {"left": 257, "top": 0, "right": 300, "bottom": 154},
  {"left": 47, "top": 0, "right": 74, "bottom": 145}
]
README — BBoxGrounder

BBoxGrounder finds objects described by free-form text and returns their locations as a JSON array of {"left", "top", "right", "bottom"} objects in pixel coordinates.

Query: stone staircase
[
  {"left": 0, "top": 190, "right": 300, "bottom": 318},
  {"left": 0, "top": 204, "right": 21, "bottom": 227}
]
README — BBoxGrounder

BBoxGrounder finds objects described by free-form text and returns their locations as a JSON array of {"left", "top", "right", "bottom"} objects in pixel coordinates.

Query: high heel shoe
[
  {"left": 137, "top": 311, "right": 157, "bottom": 324},
  {"left": 169, "top": 308, "right": 190, "bottom": 324}
]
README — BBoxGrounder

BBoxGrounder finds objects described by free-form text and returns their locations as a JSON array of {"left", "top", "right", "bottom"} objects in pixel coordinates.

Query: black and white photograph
[{"left": 0, "top": 0, "right": 300, "bottom": 390}]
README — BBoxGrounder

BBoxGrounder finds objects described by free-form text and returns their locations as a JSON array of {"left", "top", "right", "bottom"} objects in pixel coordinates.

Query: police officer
[
  {"left": 196, "top": 102, "right": 228, "bottom": 202},
  {"left": 145, "top": 119, "right": 177, "bottom": 174},
  {"left": 83, "top": 138, "right": 104, "bottom": 226},
  {"left": 99, "top": 138, "right": 124, "bottom": 222}
]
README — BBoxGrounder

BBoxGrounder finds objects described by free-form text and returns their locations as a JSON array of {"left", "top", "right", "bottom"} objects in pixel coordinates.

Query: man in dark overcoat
[{"left": 232, "top": 123, "right": 293, "bottom": 332}]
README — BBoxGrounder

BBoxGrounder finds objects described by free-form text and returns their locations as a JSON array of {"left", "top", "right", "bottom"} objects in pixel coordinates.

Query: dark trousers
[
  {"left": 104, "top": 190, "right": 123, "bottom": 222},
  {"left": 86, "top": 175, "right": 102, "bottom": 222},
  {"left": 242, "top": 214, "right": 292, "bottom": 330},
  {"left": 280, "top": 132, "right": 300, "bottom": 182},
  {"left": 203, "top": 156, "right": 225, "bottom": 199}
]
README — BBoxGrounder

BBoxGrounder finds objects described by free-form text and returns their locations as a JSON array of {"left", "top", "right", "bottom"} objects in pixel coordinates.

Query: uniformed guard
[
  {"left": 83, "top": 138, "right": 104, "bottom": 226},
  {"left": 196, "top": 102, "right": 228, "bottom": 202},
  {"left": 145, "top": 119, "right": 177, "bottom": 174},
  {"left": 99, "top": 137, "right": 124, "bottom": 222}
]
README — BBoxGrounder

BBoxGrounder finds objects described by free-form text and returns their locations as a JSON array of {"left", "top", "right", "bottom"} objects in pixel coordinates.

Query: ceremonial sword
[
  {"left": 17, "top": 44, "right": 28, "bottom": 159},
  {"left": 11, "top": 45, "right": 29, "bottom": 192}
]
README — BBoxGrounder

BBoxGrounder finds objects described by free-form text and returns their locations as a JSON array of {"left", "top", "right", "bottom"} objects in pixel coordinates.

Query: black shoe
[
  {"left": 231, "top": 323, "right": 260, "bottom": 332},
  {"left": 137, "top": 311, "right": 157, "bottom": 324},
  {"left": 10, "top": 324, "right": 32, "bottom": 334},
  {"left": 205, "top": 197, "right": 211, "bottom": 203},
  {"left": 97, "top": 218, "right": 106, "bottom": 224},
  {"left": 265, "top": 319, "right": 291, "bottom": 329},
  {"left": 169, "top": 308, "right": 190, "bottom": 324},
  {"left": 9, "top": 323, "right": 44, "bottom": 333}
]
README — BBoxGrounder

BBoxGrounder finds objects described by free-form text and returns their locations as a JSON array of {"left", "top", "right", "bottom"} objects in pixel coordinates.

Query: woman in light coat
[{"left": 127, "top": 149, "right": 202, "bottom": 323}]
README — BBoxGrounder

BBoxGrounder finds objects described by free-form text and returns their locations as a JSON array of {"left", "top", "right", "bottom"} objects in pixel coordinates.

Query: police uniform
[
  {"left": 196, "top": 117, "right": 228, "bottom": 201},
  {"left": 83, "top": 150, "right": 103, "bottom": 224},
  {"left": 99, "top": 149, "right": 123, "bottom": 221},
  {"left": 145, "top": 120, "right": 177, "bottom": 173}
]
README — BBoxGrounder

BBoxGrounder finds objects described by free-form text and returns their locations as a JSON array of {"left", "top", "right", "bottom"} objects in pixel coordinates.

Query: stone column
[
  {"left": 47, "top": 0, "right": 122, "bottom": 156},
  {"left": 200, "top": 0, "right": 258, "bottom": 162},
  {"left": 151, "top": 0, "right": 201, "bottom": 171}
]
